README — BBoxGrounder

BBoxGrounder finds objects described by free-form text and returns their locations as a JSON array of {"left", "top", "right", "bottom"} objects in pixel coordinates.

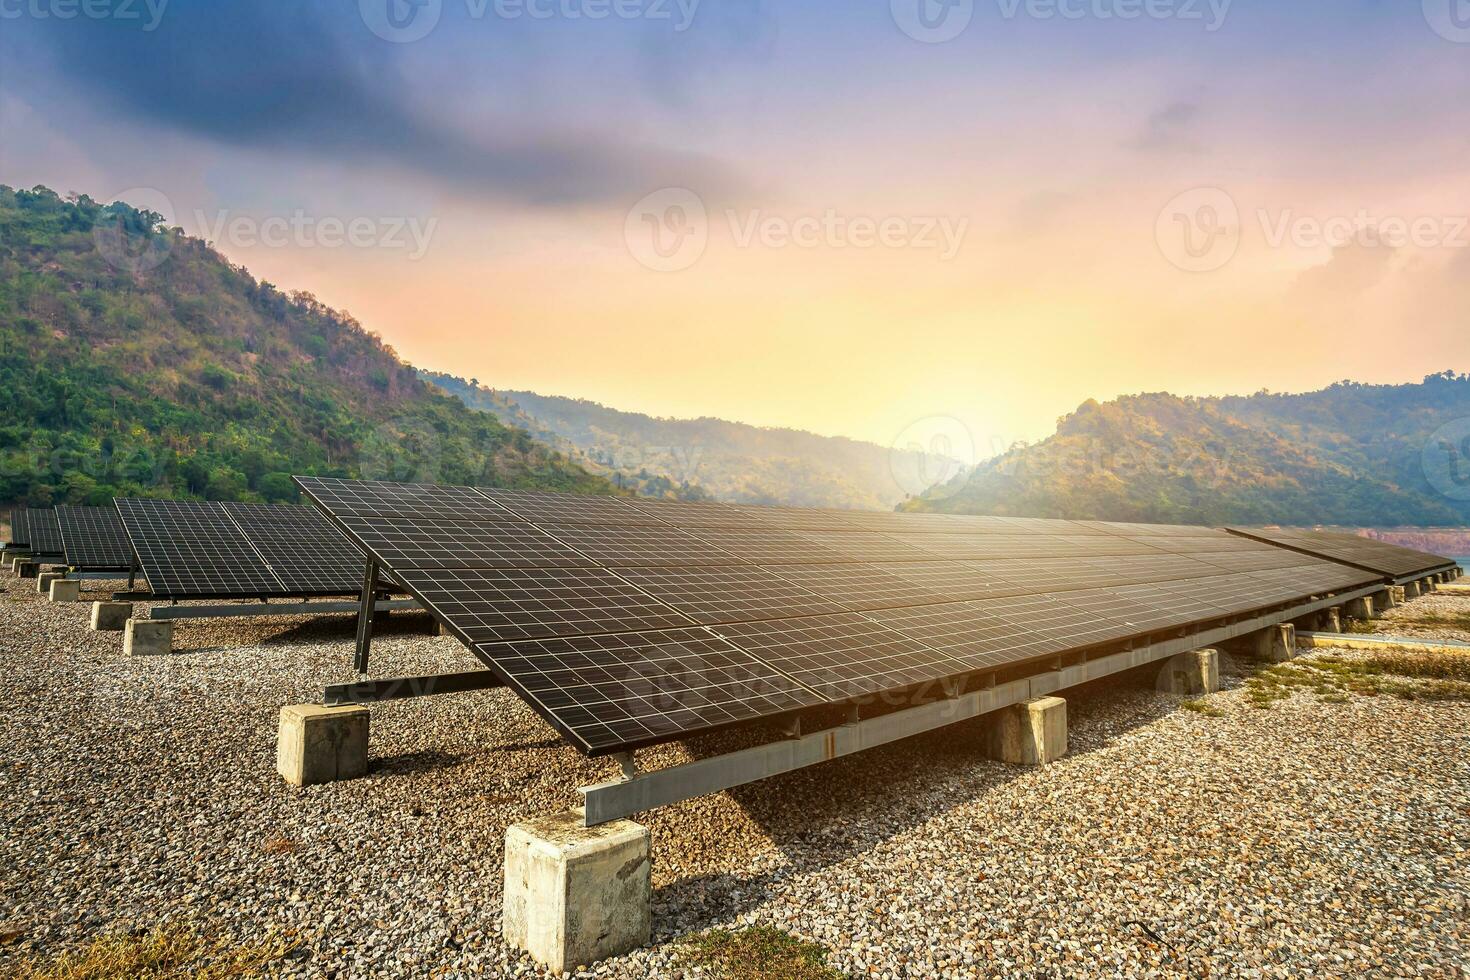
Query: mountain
[
  {"left": 907, "top": 378, "right": 1470, "bottom": 527},
  {"left": 422, "top": 373, "right": 955, "bottom": 510},
  {"left": 0, "top": 186, "right": 612, "bottom": 508}
]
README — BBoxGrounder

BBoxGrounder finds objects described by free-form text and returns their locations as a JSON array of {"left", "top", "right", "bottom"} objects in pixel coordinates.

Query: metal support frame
[
  {"left": 576, "top": 584, "right": 1380, "bottom": 826},
  {"left": 354, "top": 559, "right": 381, "bottom": 673},
  {"left": 324, "top": 668, "right": 503, "bottom": 705},
  {"left": 146, "top": 598, "right": 420, "bottom": 622}
]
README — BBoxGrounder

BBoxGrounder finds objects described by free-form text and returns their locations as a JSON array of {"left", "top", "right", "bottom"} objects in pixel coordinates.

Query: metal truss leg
[{"left": 354, "top": 559, "right": 380, "bottom": 673}]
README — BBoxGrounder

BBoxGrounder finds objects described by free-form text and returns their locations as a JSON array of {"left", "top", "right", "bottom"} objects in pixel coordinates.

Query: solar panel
[
  {"left": 713, "top": 612, "right": 971, "bottom": 700},
  {"left": 395, "top": 566, "right": 692, "bottom": 643},
  {"left": 537, "top": 522, "right": 747, "bottom": 567},
  {"left": 114, "top": 498, "right": 284, "bottom": 599},
  {"left": 1226, "top": 527, "right": 1455, "bottom": 579},
  {"left": 17, "top": 508, "right": 63, "bottom": 556},
  {"left": 295, "top": 476, "right": 513, "bottom": 522},
  {"left": 219, "top": 502, "right": 372, "bottom": 595},
  {"left": 478, "top": 489, "right": 659, "bottom": 527},
  {"left": 615, "top": 565, "right": 846, "bottom": 624},
  {"left": 298, "top": 477, "right": 1447, "bottom": 758},
  {"left": 473, "top": 627, "right": 826, "bottom": 754},
  {"left": 336, "top": 513, "right": 594, "bottom": 569},
  {"left": 8, "top": 508, "right": 31, "bottom": 549},
  {"left": 57, "top": 505, "right": 134, "bottom": 570}
]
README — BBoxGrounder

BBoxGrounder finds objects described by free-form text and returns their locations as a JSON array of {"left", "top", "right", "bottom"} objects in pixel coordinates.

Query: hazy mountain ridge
[
  {"left": 0, "top": 186, "right": 612, "bottom": 507},
  {"left": 423, "top": 373, "right": 950, "bottom": 510},
  {"left": 908, "top": 378, "right": 1470, "bottom": 527}
]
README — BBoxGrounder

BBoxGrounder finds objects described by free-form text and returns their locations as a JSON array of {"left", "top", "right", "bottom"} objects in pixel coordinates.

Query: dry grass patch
[
  {"left": 1181, "top": 699, "right": 1224, "bottom": 718},
  {"left": 1245, "top": 650, "right": 1470, "bottom": 708},
  {"left": 5, "top": 923, "right": 293, "bottom": 980},
  {"left": 680, "top": 926, "right": 845, "bottom": 980}
]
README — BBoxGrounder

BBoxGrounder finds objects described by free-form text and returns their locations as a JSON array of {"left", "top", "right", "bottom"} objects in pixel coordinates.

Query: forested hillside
[
  {"left": 909, "top": 380, "right": 1470, "bottom": 527},
  {"left": 424, "top": 373, "right": 952, "bottom": 510},
  {"left": 0, "top": 186, "right": 611, "bottom": 507}
]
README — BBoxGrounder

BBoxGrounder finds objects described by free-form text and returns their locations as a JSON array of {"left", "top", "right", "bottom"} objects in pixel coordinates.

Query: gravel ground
[
  {"left": 1, "top": 572, "right": 1468, "bottom": 978},
  {"left": 1368, "top": 588, "right": 1470, "bottom": 645}
]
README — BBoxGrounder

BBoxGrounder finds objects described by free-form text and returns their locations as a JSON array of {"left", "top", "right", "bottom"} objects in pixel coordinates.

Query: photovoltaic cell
[
  {"left": 794, "top": 531, "right": 941, "bottom": 563},
  {"left": 473, "top": 627, "right": 826, "bottom": 754},
  {"left": 713, "top": 612, "right": 971, "bottom": 700},
  {"left": 1226, "top": 526, "right": 1455, "bottom": 579},
  {"left": 687, "top": 527, "right": 849, "bottom": 565},
  {"left": 57, "top": 505, "right": 134, "bottom": 570},
  {"left": 394, "top": 565, "right": 692, "bottom": 643},
  {"left": 538, "top": 522, "right": 748, "bottom": 567},
  {"left": 478, "top": 488, "right": 659, "bottom": 527},
  {"left": 295, "top": 476, "right": 514, "bottom": 522},
  {"left": 114, "top": 498, "right": 284, "bottom": 599},
  {"left": 8, "top": 508, "right": 31, "bottom": 549},
  {"left": 220, "top": 502, "right": 373, "bottom": 595},
  {"left": 615, "top": 565, "right": 846, "bottom": 624},
  {"left": 337, "top": 513, "right": 594, "bottom": 569},
  {"left": 18, "top": 508, "right": 63, "bottom": 556}
]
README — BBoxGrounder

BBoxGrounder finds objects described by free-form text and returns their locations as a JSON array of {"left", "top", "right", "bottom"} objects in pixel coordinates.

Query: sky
[{"left": 2, "top": 0, "right": 1468, "bottom": 465}]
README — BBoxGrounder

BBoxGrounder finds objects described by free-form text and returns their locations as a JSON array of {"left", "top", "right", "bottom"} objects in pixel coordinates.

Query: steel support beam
[
  {"left": 146, "top": 598, "right": 420, "bottom": 622},
  {"left": 324, "top": 669, "right": 504, "bottom": 705},
  {"left": 354, "top": 559, "right": 381, "bottom": 673},
  {"left": 577, "top": 584, "right": 1380, "bottom": 826}
]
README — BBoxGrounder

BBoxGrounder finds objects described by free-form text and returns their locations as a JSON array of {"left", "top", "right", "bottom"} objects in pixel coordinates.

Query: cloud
[
  {"left": 1288, "top": 235, "right": 1399, "bottom": 300},
  {"left": 1132, "top": 100, "right": 1202, "bottom": 153},
  {"left": 5, "top": 2, "right": 741, "bottom": 207}
]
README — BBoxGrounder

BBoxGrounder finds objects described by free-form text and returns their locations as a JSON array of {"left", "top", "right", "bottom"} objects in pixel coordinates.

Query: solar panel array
[
  {"left": 13, "top": 508, "right": 63, "bottom": 557},
  {"left": 57, "top": 505, "right": 135, "bottom": 570},
  {"left": 112, "top": 498, "right": 380, "bottom": 600},
  {"left": 1225, "top": 527, "right": 1456, "bottom": 580},
  {"left": 297, "top": 477, "right": 1397, "bottom": 757}
]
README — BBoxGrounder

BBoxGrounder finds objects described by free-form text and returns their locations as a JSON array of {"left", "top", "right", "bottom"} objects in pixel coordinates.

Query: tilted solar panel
[
  {"left": 1225, "top": 526, "right": 1455, "bottom": 580},
  {"left": 473, "top": 627, "right": 826, "bottom": 754},
  {"left": 114, "top": 498, "right": 284, "bottom": 599},
  {"left": 57, "top": 505, "right": 134, "bottom": 570},
  {"left": 296, "top": 477, "right": 1430, "bottom": 757},
  {"left": 220, "top": 501, "right": 373, "bottom": 595},
  {"left": 20, "top": 508, "right": 64, "bottom": 557},
  {"left": 8, "top": 508, "right": 32, "bottom": 549}
]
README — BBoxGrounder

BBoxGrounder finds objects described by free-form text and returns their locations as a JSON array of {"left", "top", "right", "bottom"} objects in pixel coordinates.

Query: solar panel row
[
  {"left": 56, "top": 505, "right": 135, "bottom": 570},
  {"left": 112, "top": 498, "right": 382, "bottom": 599},
  {"left": 1225, "top": 527, "right": 1456, "bottom": 580},
  {"left": 15, "top": 508, "right": 64, "bottom": 557},
  {"left": 296, "top": 477, "right": 1388, "bottom": 756}
]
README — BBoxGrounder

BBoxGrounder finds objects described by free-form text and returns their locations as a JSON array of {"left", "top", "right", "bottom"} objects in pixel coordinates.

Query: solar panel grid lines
[
  {"left": 1226, "top": 526, "right": 1455, "bottom": 579},
  {"left": 721, "top": 504, "right": 867, "bottom": 531},
  {"left": 613, "top": 564, "right": 847, "bottom": 624},
  {"left": 882, "top": 560, "right": 1028, "bottom": 601},
  {"left": 56, "top": 505, "right": 134, "bottom": 569},
  {"left": 20, "top": 508, "right": 64, "bottom": 556},
  {"left": 294, "top": 475, "right": 517, "bottom": 523},
  {"left": 477, "top": 489, "right": 662, "bottom": 527},
  {"left": 792, "top": 530, "right": 945, "bottom": 563},
  {"left": 114, "top": 498, "right": 286, "bottom": 599},
  {"left": 219, "top": 501, "right": 382, "bottom": 595},
  {"left": 472, "top": 626, "right": 828, "bottom": 754},
  {"left": 618, "top": 498, "right": 768, "bottom": 528},
  {"left": 535, "top": 522, "right": 750, "bottom": 567},
  {"left": 760, "top": 562, "right": 954, "bottom": 611},
  {"left": 394, "top": 565, "right": 694, "bottom": 643},
  {"left": 335, "top": 513, "right": 596, "bottom": 569},
  {"left": 8, "top": 508, "right": 32, "bottom": 549},
  {"left": 688, "top": 526, "right": 851, "bottom": 565},
  {"left": 711, "top": 612, "right": 975, "bottom": 701}
]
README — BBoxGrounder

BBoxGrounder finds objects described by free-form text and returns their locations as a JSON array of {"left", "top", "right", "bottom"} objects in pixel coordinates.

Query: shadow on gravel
[
  {"left": 263, "top": 613, "right": 440, "bottom": 646},
  {"left": 372, "top": 749, "right": 468, "bottom": 776},
  {"left": 654, "top": 663, "right": 1236, "bottom": 932}
]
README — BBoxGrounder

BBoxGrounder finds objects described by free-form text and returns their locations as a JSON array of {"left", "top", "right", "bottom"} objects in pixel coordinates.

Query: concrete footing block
[
  {"left": 1254, "top": 623, "right": 1296, "bottom": 662},
  {"left": 1404, "top": 582, "right": 1421, "bottom": 600},
  {"left": 123, "top": 619, "right": 172, "bottom": 656},
  {"left": 1343, "top": 597, "right": 1373, "bottom": 621},
  {"left": 987, "top": 696, "right": 1068, "bottom": 765},
  {"left": 0, "top": 552, "right": 15, "bottom": 569},
  {"left": 1158, "top": 649, "right": 1221, "bottom": 695},
  {"left": 90, "top": 601, "right": 134, "bottom": 631},
  {"left": 36, "top": 571, "right": 64, "bottom": 594},
  {"left": 1375, "top": 590, "right": 1395, "bottom": 611},
  {"left": 504, "top": 809, "right": 651, "bottom": 972},
  {"left": 49, "top": 579, "right": 80, "bottom": 602},
  {"left": 15, "top": 560, "right": 39, "bottom": 579},
  {"left": 1317, "top": 607, "right": 1342, "bottom": 633},
  {"left": 276, "top": 704, "right": 370, "bottom": 787},
  {"left": 1389, "top": 585, "right": 1406, "bottom": 604}
]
